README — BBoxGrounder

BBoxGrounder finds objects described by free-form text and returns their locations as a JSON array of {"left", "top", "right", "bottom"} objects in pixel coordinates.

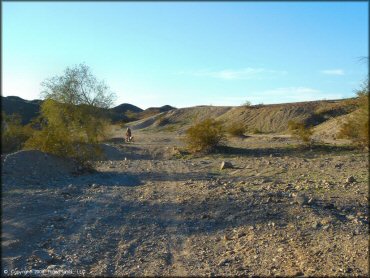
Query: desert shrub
[
  {"left": 243, "top": 100, "right": 252, "bottom": 107},
  {"left": 1, "top": 113, "right": 34, "bottom": 154},
  {"left": 227, "top": 122, "right": 247, "bottom": 137},
  {"left": 24, "top": 100, "right": 109, "bottom": 164},
  {"left": 24, "top": 64, "right": 115, "bottom": 165},
  {"left": 338, "top": 81, "right": 369, "bottom": 149},
  {"left": 184, "top": 118, "right": 226, "bottom": 153},
  {"left": 288, "top": 120, "right": 313, "bottom": 145}
]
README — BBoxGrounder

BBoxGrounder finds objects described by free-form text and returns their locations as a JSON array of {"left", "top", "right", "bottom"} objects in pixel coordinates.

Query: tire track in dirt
[{"left": 154, "top": 160, "right": 191, "bottom": 276}]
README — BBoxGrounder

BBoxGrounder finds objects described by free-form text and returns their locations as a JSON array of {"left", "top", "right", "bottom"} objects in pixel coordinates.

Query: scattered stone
[{"left": 220, "top": 161, "right": 233, "bottom": 170}]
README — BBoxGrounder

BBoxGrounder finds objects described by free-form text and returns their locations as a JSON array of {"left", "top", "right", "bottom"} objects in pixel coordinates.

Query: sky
[{"left": 2, "top": 2, "right": 369, "bottom": 109}]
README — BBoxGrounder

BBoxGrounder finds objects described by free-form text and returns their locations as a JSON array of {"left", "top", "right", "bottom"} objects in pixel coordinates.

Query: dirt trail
[{"left": 2, "top": 130, "right": 369, "bottom": 276}]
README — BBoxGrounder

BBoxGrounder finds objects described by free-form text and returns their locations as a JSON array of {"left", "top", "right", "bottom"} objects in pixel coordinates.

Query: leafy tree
[
  {"left": 41, "top": 63, "right": 115, "bottom": 108},
  {"left": 25, "top": 64, "right": 115, "bottom": 164}
]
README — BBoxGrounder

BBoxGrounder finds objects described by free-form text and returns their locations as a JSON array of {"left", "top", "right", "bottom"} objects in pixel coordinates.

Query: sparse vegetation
[
  {"left": 1, "top": 113, "right": 34, "bottom": 154},
  {"left": 338, "top": 80, "right": 369, "bottom": 149},
  {"left": 184, "top": 118, "right": 226, "bottom": 153},
  {"left": 243, "top": 100, "right": 252, "bottom": 107},
  {"left": 227, "top": 122, "right": 247, "bottom": 137},
  {"left": 24, "top": 64, "right": 115, "bottom": 165},
  {"left": 288, "top": 120, "right": 313, "bottom": 145}
]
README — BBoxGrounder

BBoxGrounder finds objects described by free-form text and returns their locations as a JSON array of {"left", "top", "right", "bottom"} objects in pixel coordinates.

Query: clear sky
[{"left": 2, "top": 2, "right": 369, "bottom": 109}]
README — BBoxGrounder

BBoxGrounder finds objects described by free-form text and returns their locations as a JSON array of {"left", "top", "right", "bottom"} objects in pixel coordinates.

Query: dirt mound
[{"left": 1, "top": 150, "right": 79, "bottom": 186}]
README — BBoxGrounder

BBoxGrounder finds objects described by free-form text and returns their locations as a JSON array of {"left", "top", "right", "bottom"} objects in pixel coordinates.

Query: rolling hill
[
  {"left": 1, "top": 96, "right": 176, "bottom": 124},
  {"left": 129, "top": 99, "right": 356, "bottom": 138}
]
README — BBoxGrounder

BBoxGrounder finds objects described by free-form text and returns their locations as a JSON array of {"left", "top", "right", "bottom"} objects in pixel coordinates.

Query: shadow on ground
[{"left": 215, "top": 144, "right": 356, "bottom": 158}]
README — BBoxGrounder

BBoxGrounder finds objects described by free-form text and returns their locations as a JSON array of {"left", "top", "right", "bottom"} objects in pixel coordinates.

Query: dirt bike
[{"left": 125, "top": 136, "right": 134, "bottom": 143}]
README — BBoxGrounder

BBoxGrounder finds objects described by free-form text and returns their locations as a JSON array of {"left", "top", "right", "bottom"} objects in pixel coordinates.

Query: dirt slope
[{"left": 130, "top": 99, "right": 355, "bottom": 135}]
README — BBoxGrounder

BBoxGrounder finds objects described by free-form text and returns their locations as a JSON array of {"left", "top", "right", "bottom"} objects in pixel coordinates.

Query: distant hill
[
  {"left": 139, "top": 105, "right": 176, "bottom": 119},
  {"left": 1, "top": 96, "right": 42, "bottom": 124},
  {"left": 111, "top": 103, "right": 143, "bottom": 114},
  {"left": 1, "top": 96, "right": 176, "bottom": 124},
  {"left": 129, "top": 99, "right": 357, "bottom": 138}
]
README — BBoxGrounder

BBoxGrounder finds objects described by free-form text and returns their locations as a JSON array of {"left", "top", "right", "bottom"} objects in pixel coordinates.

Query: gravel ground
[{"left": 1, "top": 131, "right": 368, "bottom": 277}]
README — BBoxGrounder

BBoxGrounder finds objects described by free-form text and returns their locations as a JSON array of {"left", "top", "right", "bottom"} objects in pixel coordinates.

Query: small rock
[
  {"left": 47, "top": 265, "right": 57, "bottom": 270},
  {"left": 307, "top": 197, "right": 315, "bottom": 205},
  {"left": 218, "top": 258, "right": 232, "bottom": 266},
  {"left": 322, "top": 225, "right": 330, "bottom": 230},
  {"left": 346, "top": 176, "right": 356, "bottom": 183},
  {"left": 220, "top": 161, "right": 233, "bottom": 170},
  {"left": 295, "top": 193, "right": 308, "bottom": 206},
  {"left": 346, "top": 214, "right": 355, "bottom": 221},
  {"left": 312, "top": 221, "right": 320, "bottom": 229}
]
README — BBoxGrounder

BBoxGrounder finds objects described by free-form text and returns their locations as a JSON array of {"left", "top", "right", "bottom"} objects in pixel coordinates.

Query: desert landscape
[
  {"left": 2, "top": 101, "right": 369, "bottom": 277},
  {"left": 3, "top": 2, "right": 368, "bottom": 277}
]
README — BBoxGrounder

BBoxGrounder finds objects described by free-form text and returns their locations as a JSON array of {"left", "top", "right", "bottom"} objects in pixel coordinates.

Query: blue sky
[{"left": 2, "top": 2, "right": 368, "bottom": 109}]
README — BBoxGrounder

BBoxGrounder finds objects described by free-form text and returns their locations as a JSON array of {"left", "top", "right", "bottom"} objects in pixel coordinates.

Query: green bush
[
  {"left": 184, "top": 118, "right": 226, "bottom": 153},
  {"left": 338, "top": 81, "right": 369, "bottom": 149},
  {"left": 288, "top": 120, "right": 313, "bottom": 145},
  {"left": 1, "top": 113, "right": 34, "bottom": 154},
  {"left": 227, "top": 122, "right": 247, "bottom": 137},
  {"left": 24, "top": 100, "right": 109, "bottom": 165}
]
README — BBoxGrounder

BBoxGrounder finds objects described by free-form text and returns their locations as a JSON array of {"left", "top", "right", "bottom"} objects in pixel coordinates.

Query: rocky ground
[{"left": 2, "top": 130, "right": 369, "bottom": 277}]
